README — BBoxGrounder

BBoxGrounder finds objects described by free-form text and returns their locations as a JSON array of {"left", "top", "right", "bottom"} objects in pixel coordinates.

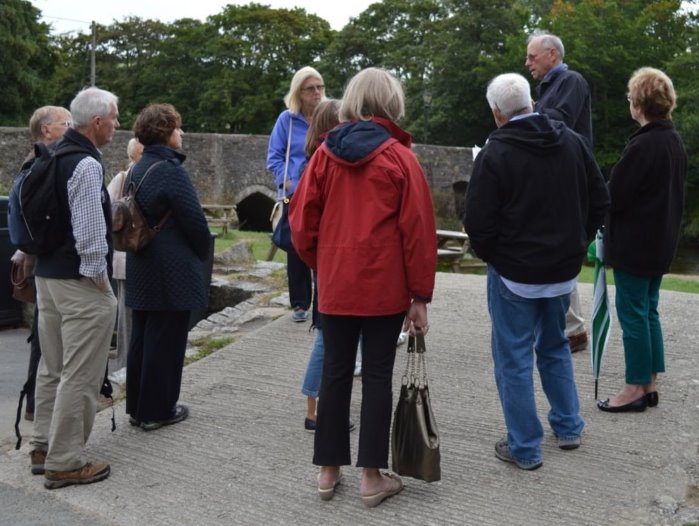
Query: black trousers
[
  {"left": 287, "top": 247, "right": 312, "bottom": 310},
  {"left": 313, "top": 312, "right": 404, "bottom": 468},
  {"left": 126, "top": 309, "right": 190, "bottom": 422}
]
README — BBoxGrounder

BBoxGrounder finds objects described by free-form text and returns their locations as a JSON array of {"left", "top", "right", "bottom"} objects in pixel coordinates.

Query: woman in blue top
[{"left": 267, "top": 66, "right": 326, "bottom": 322}]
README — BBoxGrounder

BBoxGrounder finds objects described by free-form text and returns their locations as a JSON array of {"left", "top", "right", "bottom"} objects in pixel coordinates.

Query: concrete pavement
[{"left": 1, "top": 272, "right": 699, "bottom": 525}]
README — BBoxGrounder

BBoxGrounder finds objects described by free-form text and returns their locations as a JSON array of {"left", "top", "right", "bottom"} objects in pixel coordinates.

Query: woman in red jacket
[{"left": 289, "top": 67, "right": 437, "bottom": 507}]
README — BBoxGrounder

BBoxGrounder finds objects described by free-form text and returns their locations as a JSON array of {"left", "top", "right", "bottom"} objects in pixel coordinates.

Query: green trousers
[{"left": 613, "top": 268, "right": 665, "bottom": 385}]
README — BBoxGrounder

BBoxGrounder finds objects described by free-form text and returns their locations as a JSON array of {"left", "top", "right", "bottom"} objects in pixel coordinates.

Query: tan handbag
[{"left": 391, "top": 330, "right": 441, "bottom": 482}]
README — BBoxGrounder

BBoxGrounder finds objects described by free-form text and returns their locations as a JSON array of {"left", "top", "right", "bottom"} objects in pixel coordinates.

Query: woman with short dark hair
[
  {"left": 125, "top": 103, "right": 211, "bottom": 430},
  {"left": 598, "top": 68, "right": 687, "bottom": 413}
]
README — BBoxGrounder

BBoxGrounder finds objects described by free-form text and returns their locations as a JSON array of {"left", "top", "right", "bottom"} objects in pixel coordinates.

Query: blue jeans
[
  {"left": 613, "top": 269, "right": 664, "bottom": 385},
  {"left": 302, "top": 329, "right": 324, "bottom": 398},
  {"left": 487, "top": 266, "right": 584, "bottom": 465}
]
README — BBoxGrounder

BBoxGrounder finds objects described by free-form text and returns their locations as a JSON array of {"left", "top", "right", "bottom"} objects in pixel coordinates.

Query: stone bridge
[{"left": 0, "top": 128, "right": 474, "bottom": 230}]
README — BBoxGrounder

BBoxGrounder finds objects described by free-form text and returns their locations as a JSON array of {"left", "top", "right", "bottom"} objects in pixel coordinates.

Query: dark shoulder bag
[{"left": 391, "top": 330, "right": 441, "bottom": 482}]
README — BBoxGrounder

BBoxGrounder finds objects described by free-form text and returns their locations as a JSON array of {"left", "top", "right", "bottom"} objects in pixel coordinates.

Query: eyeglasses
[
  {"left": 302, "top": 84, "right": 325, "bottom": 93},
  {"left": 48, "top": 121, "right": 72, "bottom": 127}
]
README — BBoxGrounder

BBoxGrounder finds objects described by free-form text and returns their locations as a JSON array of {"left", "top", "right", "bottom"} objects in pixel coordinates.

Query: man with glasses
[
  {"left": 525, "top": 31, "right": 593, "bottom": 353},
  {"left": 11, "top": 106, "right": 73, "bottom": 423}
]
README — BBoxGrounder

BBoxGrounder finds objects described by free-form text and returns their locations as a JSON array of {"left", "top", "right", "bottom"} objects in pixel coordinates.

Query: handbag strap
[
  {"left": 125, "top": 161, "right": 171, "bottom": 228},
  {"left": 280, "top": 115, "right": 293, "bottom": 204},
  {"left": 402, "top": 330, "right": 429, "bottom": 388}
]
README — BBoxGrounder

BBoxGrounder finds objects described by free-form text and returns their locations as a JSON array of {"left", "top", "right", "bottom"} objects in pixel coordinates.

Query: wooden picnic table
[{"left": 201, "top": 204, "right": 237, "bottom": 235}]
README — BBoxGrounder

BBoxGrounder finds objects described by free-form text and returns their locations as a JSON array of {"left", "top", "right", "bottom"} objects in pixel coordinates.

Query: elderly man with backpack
[
  {"left": 10, "top": 105, "right": 72, "bottom": 423},
  {"left": 28, "top": 87, "right": 119, "bottom": 489}
]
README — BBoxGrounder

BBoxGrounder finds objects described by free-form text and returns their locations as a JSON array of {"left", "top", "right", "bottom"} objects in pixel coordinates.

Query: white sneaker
[
  {"left": 396, "top": 331, "right": 409, "bottom": 347},
  {"left": 354, "top": 362, "right": 362, "bottom": 376}
]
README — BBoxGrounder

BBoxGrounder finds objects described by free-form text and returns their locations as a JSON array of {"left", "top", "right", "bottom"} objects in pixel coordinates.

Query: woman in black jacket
[
  {"left": 125, "top": 103, "right": 211, "bottom": 430},
  {"left": 598, "top": 68, "right": 687, "bottom": 413}
]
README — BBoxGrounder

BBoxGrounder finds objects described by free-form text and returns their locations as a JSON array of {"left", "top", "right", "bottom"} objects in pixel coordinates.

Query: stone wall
[{"left": 0, "top": 127, "right": 473, "bottom": 226}]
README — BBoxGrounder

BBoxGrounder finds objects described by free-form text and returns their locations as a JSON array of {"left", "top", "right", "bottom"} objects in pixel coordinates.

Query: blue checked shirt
[{"left": 67, "top": 156, "right": 109, "bottom": 281}]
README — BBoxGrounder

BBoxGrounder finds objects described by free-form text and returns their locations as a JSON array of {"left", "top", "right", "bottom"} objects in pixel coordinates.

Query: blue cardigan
[{"left": 266, "top": 110, "right": 310, "bottom": 198}]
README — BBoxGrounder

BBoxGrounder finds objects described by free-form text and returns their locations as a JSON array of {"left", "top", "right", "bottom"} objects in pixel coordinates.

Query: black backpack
[{"left": 8, "top": 142, "right": 88, "bottom": 255}]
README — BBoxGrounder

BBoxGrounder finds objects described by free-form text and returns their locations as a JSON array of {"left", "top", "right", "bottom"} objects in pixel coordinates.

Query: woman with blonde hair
[
  {"left": 598, "top": 67, "right": 687, "bottom": 413},
  {"left": 267, "top": 66, "right": 326, "bottom": 322},
  {"left": 290, "top": 68, "right": 437, "bottom": 507}
]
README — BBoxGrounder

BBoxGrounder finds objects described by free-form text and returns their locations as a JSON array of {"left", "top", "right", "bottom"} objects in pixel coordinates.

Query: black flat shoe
[
  {"left": 597, "top": 396, "right": 647, "bottom": 413},
  {"left": 141, "top": 404, "right": 189, "bottom": 431},
  {"left": 645, "top": 392, "right": 659, "bottom": 407}
]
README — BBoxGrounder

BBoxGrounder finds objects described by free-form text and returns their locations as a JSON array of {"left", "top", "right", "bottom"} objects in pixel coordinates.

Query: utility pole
[{"left": 90, "top": 21, "right": 96, "bottom": 86}]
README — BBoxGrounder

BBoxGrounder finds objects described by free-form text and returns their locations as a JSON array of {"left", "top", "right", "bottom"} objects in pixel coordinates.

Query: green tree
[
  {"left": 319, "top": 0, "right": 445, "bottom": 142},
  {"left": 0, "top": 0, "right": 55, "bottom": 125},
  {"left": 667, "top": 14, "right": 699, "bottom": 237},
  {"left": 195, "top": 3, "right": 334, "bottom": 133},
  {"left": 427, "top": 0, "right": 530, "bottom": 146}
]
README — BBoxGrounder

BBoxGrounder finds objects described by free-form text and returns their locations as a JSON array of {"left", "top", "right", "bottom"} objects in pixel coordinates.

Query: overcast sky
[{"left": 28, "top": 0, "right": 375, "bottom": 34}]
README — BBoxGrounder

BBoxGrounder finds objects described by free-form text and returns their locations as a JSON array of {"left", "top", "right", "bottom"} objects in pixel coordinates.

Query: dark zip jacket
[
  {"left": 604, "top": 120, "right": 687, "bottom": 277},
  {"left": 535, "top": 64, "right": 593, "bottom": 145},
  {"left": 464, "top": 114, "right": 609, "bottom": 284}
]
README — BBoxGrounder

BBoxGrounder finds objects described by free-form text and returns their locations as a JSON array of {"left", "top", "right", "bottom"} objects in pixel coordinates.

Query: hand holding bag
[
  {"left": 271, "top": 116, "right": 294, "bottom": 252},
  {"left": 391, "top": 330, "right": 441, "bottom": 482}
]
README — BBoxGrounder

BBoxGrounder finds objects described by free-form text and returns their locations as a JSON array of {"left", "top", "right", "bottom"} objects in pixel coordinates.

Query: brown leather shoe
[
  {"left": 568, "top": 331, "right": 588, "bottom": 353},
  {"left": 44, "top": 462, "right": 110, "bottom": 490},
  {"left": 30, "top": 449, "right": 46, "bottom": 475}
]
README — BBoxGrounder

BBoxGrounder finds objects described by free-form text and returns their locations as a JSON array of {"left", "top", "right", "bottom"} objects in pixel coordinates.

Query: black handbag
[
  {"left": 391, "top": 330, "right": 441, "bottom": 482},
  {"left": 271, "top": 197, "right": 293, "bottom": 252}
]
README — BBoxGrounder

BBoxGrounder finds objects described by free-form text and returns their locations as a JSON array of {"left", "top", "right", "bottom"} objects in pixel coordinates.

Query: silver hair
[
  {"left": 70, "top": 87, "right": 118, "bottom": 128},
  {"left": 486, "top": 73, "right": 533, "bottom": 118},
  {"left": 28, "top": 106, "right": 70, "bottom": 141},
  {"left": 126, "top": 138, "right": 142, "bottom": 163},
  {"left": 528, "top": 31, "right": 565, "bottom": 60}
]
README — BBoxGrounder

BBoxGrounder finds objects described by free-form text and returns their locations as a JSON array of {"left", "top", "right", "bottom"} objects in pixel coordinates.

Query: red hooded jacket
[{"left": 289, "top": 117, "right": 436, "bottom": 316}]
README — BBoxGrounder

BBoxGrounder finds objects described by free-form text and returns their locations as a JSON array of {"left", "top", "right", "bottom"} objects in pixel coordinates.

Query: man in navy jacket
[
  {"left": 464, "top": 73, "right": 609, "bottom": 470},
  {"left": 526, "top": 31, "right": 593, "bottom": 352}
]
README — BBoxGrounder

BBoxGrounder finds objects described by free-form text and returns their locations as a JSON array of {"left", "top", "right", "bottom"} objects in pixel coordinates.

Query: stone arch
[{"left": 235, "top": 185, "right": 277, "bottom": 232}]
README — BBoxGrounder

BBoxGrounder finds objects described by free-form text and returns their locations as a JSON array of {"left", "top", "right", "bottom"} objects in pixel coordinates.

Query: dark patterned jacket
[{"left": 125, "top": 145, "right": 211, "bottom": 311}]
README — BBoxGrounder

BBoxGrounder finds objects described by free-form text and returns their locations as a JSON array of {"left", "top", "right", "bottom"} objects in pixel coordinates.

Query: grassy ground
[
  {"left": 212, "top": 228, "right": 699, "bottom": 295},
  {"left": 577, "top": 264, "right": 699, "bottom": 294},
  {"left": 212, "top": 228, "right": 285, "bottom": 263}
]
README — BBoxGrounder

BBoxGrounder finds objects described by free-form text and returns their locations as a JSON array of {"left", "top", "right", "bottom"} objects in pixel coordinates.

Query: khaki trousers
[
  {"left": 565, "top": 286, "right": 585, "bottom": 337},
  {"left": 31, "top": 277, "right": 117, "bottom": 471}
]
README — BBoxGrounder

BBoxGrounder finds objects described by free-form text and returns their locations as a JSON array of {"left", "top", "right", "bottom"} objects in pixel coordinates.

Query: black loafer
[
  {"left": 645, "top": 392, "right": 659, "bottom": 407},
  {"left": 597, "top": 396, "right": 647, "bottom": 413}
]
